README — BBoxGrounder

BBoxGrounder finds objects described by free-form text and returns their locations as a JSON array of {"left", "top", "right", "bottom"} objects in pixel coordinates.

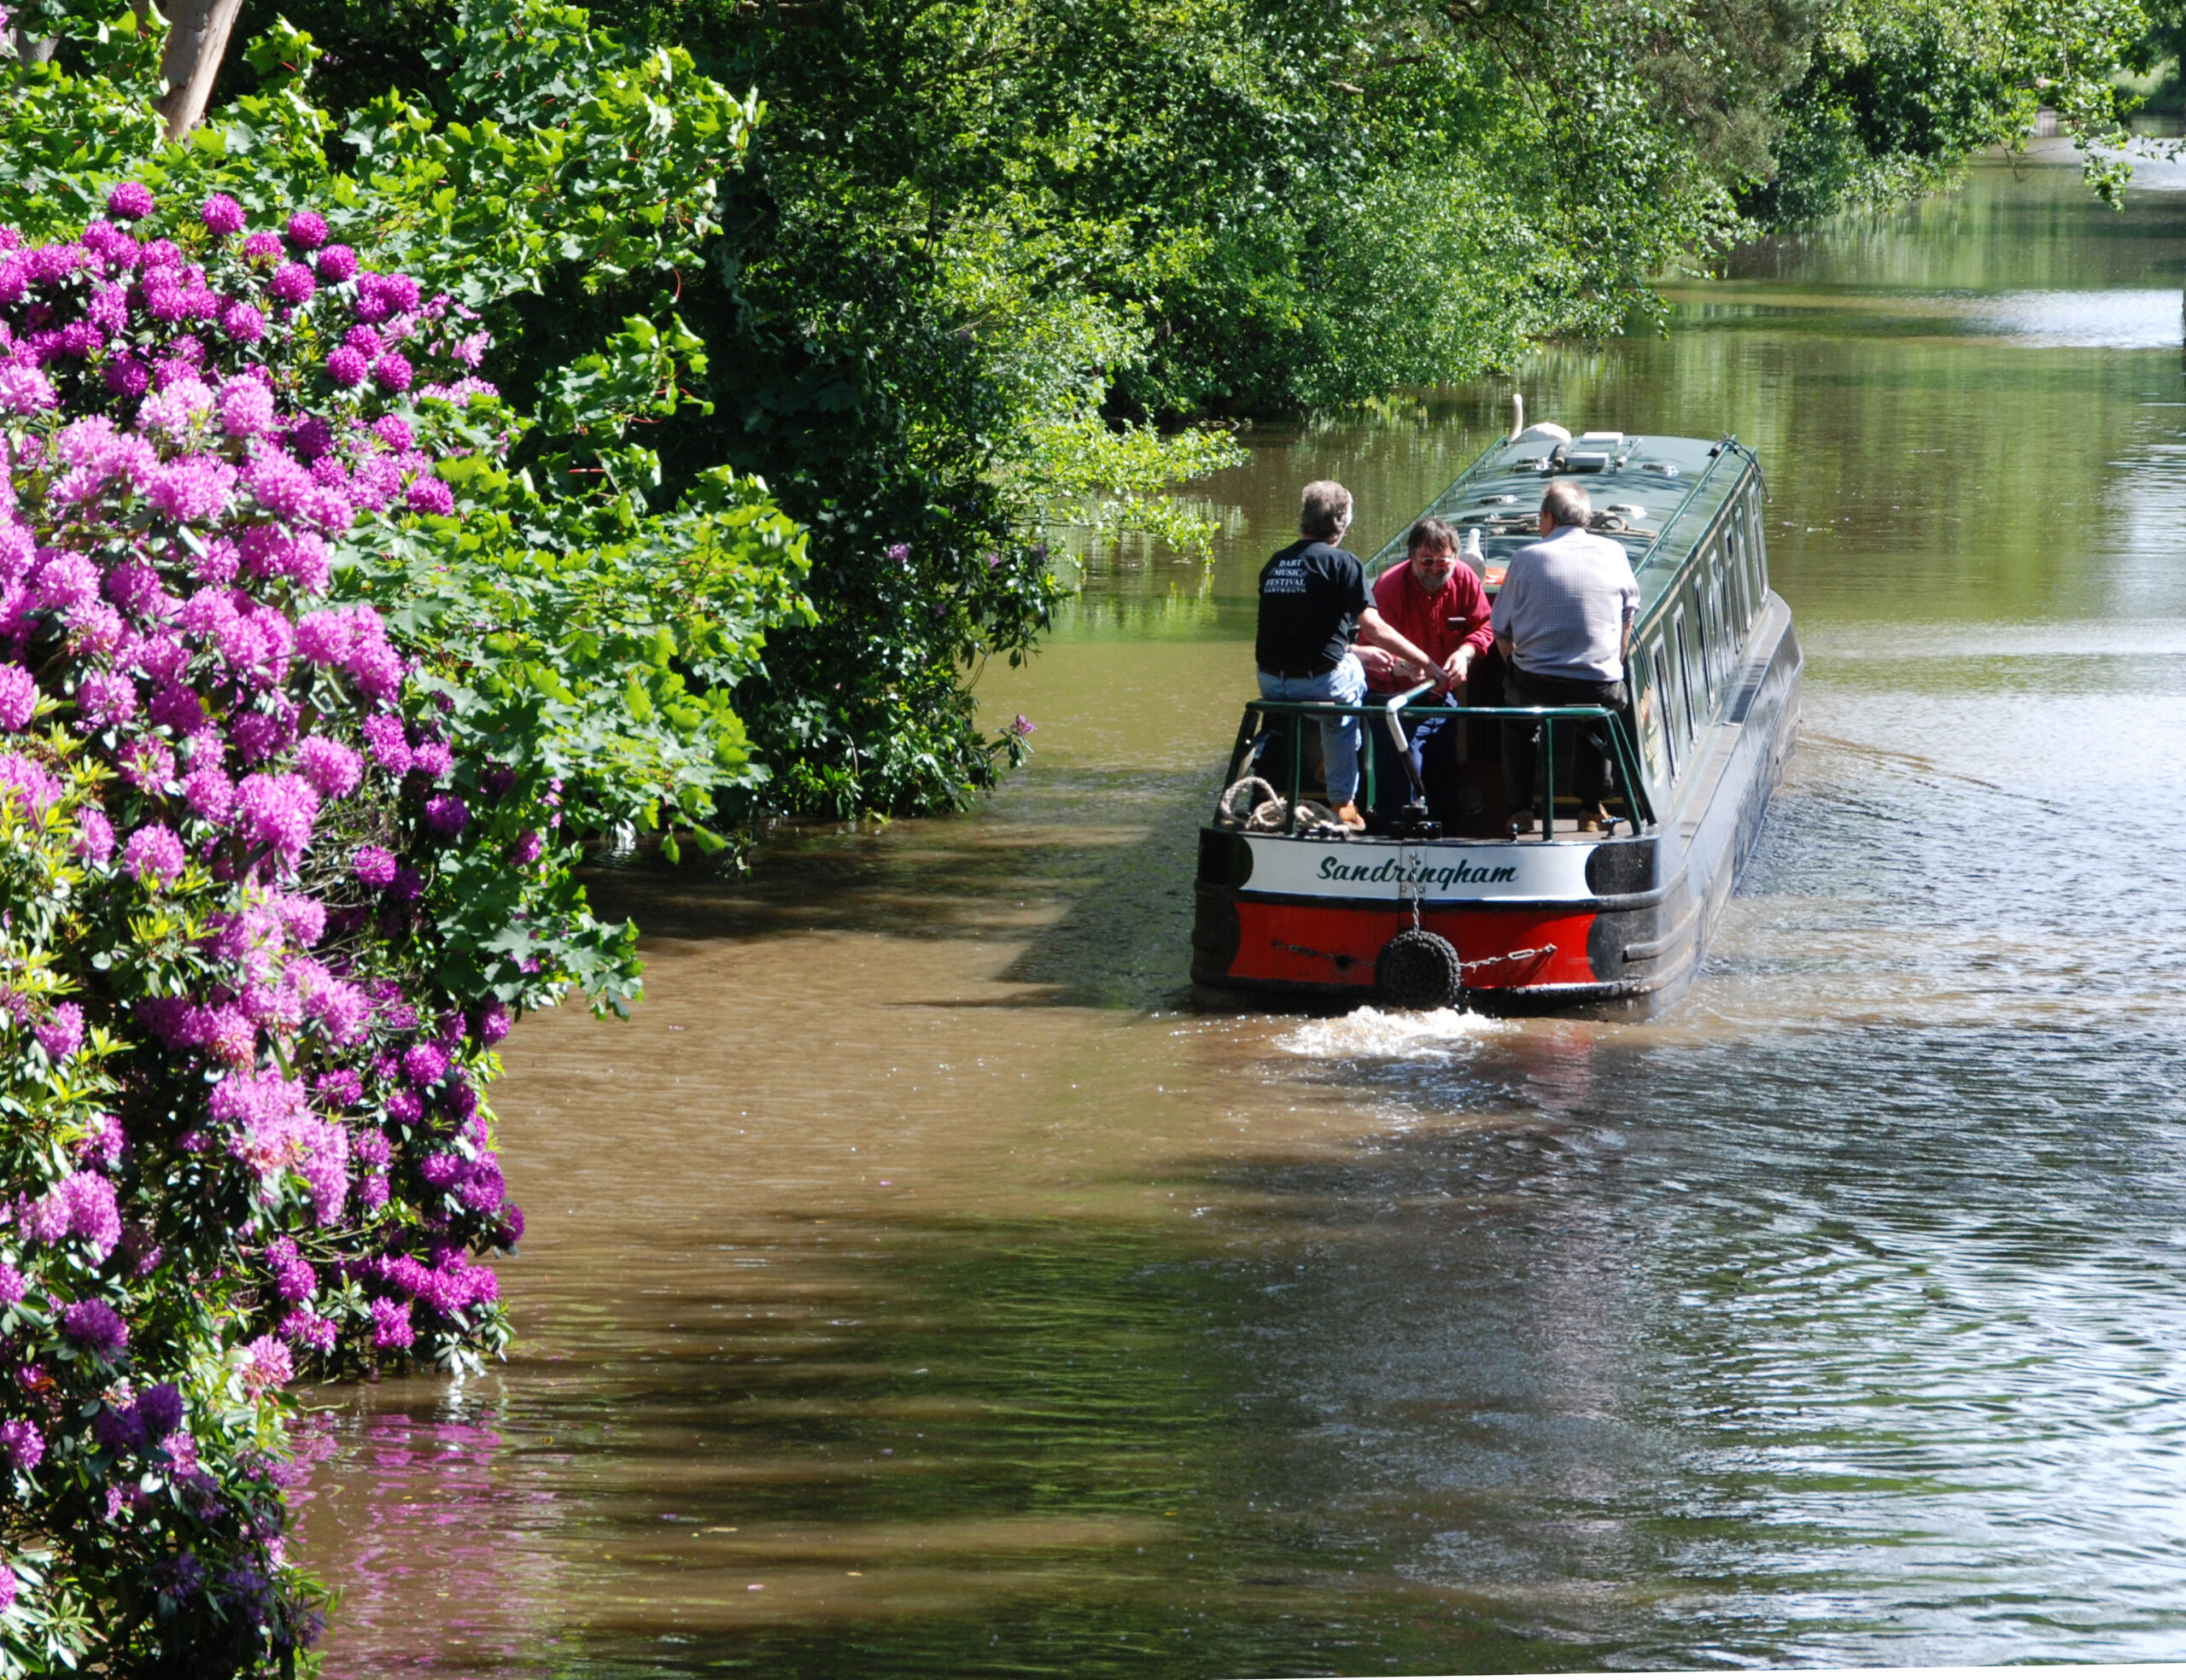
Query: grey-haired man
[
  {"left": 1491, "top": 479, "right": 1640, "bottom": 834},
  {"left": 1256, "top": 481, "right": 1448, "bottom": 830}
]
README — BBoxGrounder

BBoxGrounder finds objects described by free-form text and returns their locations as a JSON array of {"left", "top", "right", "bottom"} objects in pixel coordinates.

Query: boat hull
[{"left": 1190, "top": 594, "right": 1800, "bottom": 1016}]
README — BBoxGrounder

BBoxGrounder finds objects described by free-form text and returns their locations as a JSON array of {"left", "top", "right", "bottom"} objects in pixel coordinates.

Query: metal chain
[{"left": 1458, "top": 944, "right": 1556, "bottom": 973}]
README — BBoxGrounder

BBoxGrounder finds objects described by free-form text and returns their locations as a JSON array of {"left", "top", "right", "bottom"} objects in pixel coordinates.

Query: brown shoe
[
  {"left": 1331, "top": 802, "right": 1366, "bottom": 831},
  {"left": 1576, "top": 808, "right": 1610, "bottom": 835},
  {"left": 1509, "top": 812, "right": 1536, "bottom": 836}
]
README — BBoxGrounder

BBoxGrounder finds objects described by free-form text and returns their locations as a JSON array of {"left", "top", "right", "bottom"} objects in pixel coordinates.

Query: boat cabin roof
[{"left": 1362, "top": 431, "right": 1752, "bottom": 622}]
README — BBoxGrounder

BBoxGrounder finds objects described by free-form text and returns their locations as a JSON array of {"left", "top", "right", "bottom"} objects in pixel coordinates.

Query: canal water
[{"left": 299, "top": 148, "right": 2186, "bottom": 1675}]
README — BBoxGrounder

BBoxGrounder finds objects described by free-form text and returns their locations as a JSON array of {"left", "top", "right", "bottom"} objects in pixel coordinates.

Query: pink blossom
[
  {"left": 217, "top": 379, "right": 277, "bottom": 439},
  {"left": 73, "top": 806, "right": 114, "bottom": 862},
  {"left": 237, "top": 1333, "right": 292, "bottom": 1397},
  {"left": 200, "top": 195, "right": 247, "bottom": 236},
  {"left": 149, "top": 453, "right": 239, "bottom": 523},
  {"left": 32, "top": 551, "right": 99, "bottom": 612},
  {"left": 0, "top": 751, "right": 61, "bottom": 814},
  {"left": 0, "top": 363, "right": 56, "bottom": 417},
  {"left": 106, "top": 182, "right": 155, "bottom": 219},
  {"left": 324, "top": 345, "right": 368, "bottom": 388},
  {"left": 120, "top": 736, "right": 175, "bottom": 791},
  {"left": 235, "top": 772, "right": 319, "bottom": 867},
  {"left": 76, "top": 668, "right": 136, "bottom": 726},
  {"left": 74, "top": 1113, "right": 126, "bottom": 1168},
  {"left": 60, "top": 1170, "right": 120, "bottom": 1254},
  {"left": 0, "top": 1418, "right": 44, "bottom": 1470},
  {"left": 314, "top": 244, "right": 358, "bottom": 283},
  {"left": 267, "top": 262, "right": 316, "bottom": 306},
  {"left": 61, "top": 1298, "right": 129, "bottom": 1358},
  {"left": 182, "top": 761, "right": 236, "bottom": 822},
  {"left": 150, "top": 685, "right": 211, "bottom": 736},
  {"left": 418, "top": 1151, "right": 460, "bottom": 1187},
  {"left": 121, "top": 824, "right": 185, "bottom": 884},
  {"left": 242, "top": 447, "right": 313, "bottom": 520},
  {"left": 0, "top": 664, "right": 32, "bottom": 729},
  {"left": 369, "top": 1297, "right": 414, "bottom": 1350},
  {"left": 106, "top": 563, "right": 168, "bottom": 618},
  {"left": 67, "top": 601, "right": 126, "bottom": 657},
  {"left": 295, "top": 736, "right": 361, "bottom": 798},
  {"left": 279, "top": 1309, "right": 337, "bottom": 1351},
  {"left": 137, "top": 375, "right": 216, "bottom": 438},
  {"left": 310, "top": 979, "right": 370, "bottom": 1044},
  {"left": 103, "top": 355, "right": 149, "bottom": 398},
  {"left": 219, "top": 298, "right": 266, "bottom": 344},
  {"left": 359, "top": 715, "right": 412, "bottom": 775},
  {"left": 284, "top": 211, "right": 329, "bottom": 251},
  {"left": 34, "top": 1000, "right": 83, "bottom": 1062},
  {"left": 423, "top": 791, "right": 467, "bottom": 836}
]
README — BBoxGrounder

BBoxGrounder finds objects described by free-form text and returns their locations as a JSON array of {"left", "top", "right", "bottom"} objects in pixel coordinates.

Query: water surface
[{"left": 298, "top": 152, "right": 2186, "bottom": 1675}]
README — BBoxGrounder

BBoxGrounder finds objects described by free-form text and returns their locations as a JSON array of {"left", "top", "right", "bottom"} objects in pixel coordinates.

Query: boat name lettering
[{"left": 1315, "top": 855, "right": 1518, "bottom": 888}]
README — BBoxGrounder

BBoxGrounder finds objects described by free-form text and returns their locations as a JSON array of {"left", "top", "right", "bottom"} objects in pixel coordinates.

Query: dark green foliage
[
  {"left": 1750, "top": 0, "right": 2148, "bottom": 225},
  {"left": 202, "top": 0, "right": 2151, "bottom": 815}
]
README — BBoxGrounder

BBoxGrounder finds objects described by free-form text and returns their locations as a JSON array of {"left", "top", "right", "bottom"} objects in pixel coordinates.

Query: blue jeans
[{"left": 1258, "top": 655, "right": 1366, "bottom": 805}]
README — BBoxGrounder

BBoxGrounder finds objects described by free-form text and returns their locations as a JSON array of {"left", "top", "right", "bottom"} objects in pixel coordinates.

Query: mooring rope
[{"left": 1216, "top": 777, "right": 1347, "bottom": 837}]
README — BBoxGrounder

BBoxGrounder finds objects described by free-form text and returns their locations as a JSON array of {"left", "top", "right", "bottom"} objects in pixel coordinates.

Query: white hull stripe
[{"left": 1241, "top": 836, "right": 1598, "bottom": 902}]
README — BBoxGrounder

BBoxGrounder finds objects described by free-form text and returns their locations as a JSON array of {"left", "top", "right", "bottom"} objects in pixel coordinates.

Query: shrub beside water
[{"left": 0, "top": 184, "right": 804, "bottom": 1671}]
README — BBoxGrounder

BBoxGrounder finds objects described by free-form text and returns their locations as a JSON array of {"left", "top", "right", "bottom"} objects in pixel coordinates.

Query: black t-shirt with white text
[{"left": 1255, "top": 540, "right": 1371, "bottom": 674}]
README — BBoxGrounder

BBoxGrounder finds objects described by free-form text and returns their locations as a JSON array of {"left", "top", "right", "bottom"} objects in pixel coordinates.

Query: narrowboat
[{"left": 1190, "top": 421, "right": 1800, "bottom": 1015}]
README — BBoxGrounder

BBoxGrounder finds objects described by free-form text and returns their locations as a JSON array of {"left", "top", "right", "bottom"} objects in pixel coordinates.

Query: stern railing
[{"left": 1225, "top": 698, "right": 1656, "bottom": 839}]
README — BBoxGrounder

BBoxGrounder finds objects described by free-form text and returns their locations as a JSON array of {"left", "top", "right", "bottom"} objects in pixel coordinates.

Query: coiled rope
[{"left": 1215, "top": 777, "right": 1347, "bottom": 837}]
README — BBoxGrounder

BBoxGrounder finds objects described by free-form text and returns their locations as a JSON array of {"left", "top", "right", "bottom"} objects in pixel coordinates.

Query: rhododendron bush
[{"left": 0, "top": 178, "right": 806, "bottom": 1672}]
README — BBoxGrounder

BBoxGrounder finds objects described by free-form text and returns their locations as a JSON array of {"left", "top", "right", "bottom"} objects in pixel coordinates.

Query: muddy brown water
[{"left": 297, "top": 148, "right": 2186, "bottom": 1675}]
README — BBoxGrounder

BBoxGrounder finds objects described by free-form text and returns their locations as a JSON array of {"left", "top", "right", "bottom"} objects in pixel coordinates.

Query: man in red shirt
[
  {"left": 1366, "top": 516, "right": 1495, "bottom": 691},
  {"left": 1358, "top": 517, "right": 1492, "bottom": 823}
]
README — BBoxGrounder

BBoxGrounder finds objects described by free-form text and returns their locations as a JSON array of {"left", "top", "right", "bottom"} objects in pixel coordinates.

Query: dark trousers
[{"left": 1500, "top": 666, "right": 1628, "bottom": 815}]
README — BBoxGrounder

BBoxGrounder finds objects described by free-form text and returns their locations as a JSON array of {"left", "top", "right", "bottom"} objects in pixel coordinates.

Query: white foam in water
[{"left": 1278, "top": 1004, "right": 1509, "bottom": 1059}]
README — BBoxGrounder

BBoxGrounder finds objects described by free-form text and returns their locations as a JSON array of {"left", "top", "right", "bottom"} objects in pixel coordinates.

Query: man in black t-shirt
[{"left": 1256, "top": 481, "right": 1448, "bottom": 829}]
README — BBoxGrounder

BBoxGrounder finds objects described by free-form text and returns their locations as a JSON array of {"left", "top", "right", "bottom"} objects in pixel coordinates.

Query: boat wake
[{"left": 1277, "top": 1004, "right": 1510, "bottom": 1059}]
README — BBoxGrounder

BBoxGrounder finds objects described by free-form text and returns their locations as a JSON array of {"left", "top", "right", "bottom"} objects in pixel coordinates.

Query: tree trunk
[{"left": 155, "top": 0, "right": 245, "bottom": 140}]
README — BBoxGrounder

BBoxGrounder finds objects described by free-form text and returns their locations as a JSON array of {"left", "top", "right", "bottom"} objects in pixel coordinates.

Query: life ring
[{"left": 1376, "top": 928, "right": 1464, "bottom": 1010}]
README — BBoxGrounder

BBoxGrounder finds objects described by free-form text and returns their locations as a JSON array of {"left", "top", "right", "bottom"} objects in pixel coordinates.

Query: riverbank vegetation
[{"left": 0, "top": 0, "right": 2159, "bottom": 1665}]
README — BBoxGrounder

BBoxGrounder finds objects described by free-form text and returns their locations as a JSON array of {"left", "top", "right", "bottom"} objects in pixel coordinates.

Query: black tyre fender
[{"left": 1375, "top": 928, "right": 1464, "bottom": 1010}]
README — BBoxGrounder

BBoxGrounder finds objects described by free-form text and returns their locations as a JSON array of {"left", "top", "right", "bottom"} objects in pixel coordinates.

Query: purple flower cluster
[
  {"left": 2, "top": 194, "right": 537, "bottom": 1400},
  {"left": 0, "top": 192, "right": 570, "bottom": 1661}
]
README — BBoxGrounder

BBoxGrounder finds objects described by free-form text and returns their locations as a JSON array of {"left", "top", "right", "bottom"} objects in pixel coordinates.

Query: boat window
[
  {"left": 1723, "top": 513, "right": 1751, "bottom": 633},
  {"left": 1704, "top": 571, "right": 1730, "bottom": 698},
  {"left": 1634, "top": 639, "right": 1672, "bottom": 783},
  {"left": 1743, "top": 487, "right": 1768, "bottom": 604},
  {"left": 1671, "top": 604, "right": 1700, "bottom": 742}
]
